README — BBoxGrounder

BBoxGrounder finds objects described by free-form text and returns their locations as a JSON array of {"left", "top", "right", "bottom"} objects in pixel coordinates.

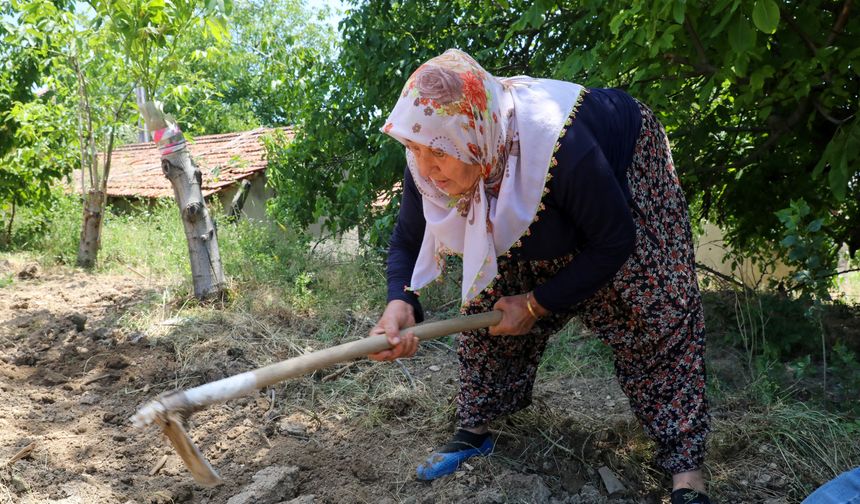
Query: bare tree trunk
[
  {"left": 142, "top": 101, "right": 225, "bottom": 299},
  {"left": 77, "top": 189, "right": 105, "bottom": 268},
  {"left": 73, "top": 55, "right": 101, "bottom": 269}
]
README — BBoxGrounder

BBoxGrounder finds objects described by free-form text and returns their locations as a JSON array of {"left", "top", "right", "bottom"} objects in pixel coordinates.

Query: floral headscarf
[
  {"left": 383, "top": 50, "right": 514, "bottom": 218},
  {"left": 382, "top": 49, "right": 585, "bottom": 304}
]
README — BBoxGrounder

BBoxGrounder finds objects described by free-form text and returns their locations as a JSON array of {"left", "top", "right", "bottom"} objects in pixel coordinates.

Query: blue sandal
[{"left": 416, "top": 430, "right": 494, "bottom": 481}]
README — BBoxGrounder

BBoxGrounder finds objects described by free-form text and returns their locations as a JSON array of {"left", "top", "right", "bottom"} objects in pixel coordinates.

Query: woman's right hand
[{"left": 368, "top": 300, "right": 419, "bottom": 361}]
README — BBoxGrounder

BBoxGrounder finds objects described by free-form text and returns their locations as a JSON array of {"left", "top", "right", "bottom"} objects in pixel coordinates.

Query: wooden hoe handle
[
  {"left": 133, "top": 310, "right": 503, "bottom": 488},
  {"left": 134, "top": 311, "right": 504, "bottom": 423},
  {"left": 251, "top": 310, "right": 503, "bottom": 390}
]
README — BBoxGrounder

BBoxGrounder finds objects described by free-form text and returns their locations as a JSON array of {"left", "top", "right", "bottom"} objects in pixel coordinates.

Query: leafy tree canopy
[
  {"left": 157, "top": 0, "right": 339, "bottom": 135},
  {"left": 0, "top": 0, "right": 78, "bottom": 242},
  {"left": 266, "top": 0, "right": 859, "bottom": 270}
]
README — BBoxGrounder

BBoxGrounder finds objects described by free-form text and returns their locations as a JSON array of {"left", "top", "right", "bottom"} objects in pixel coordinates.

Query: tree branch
[
  {"left": 72, "top": 55, "right": 97, "bottom": 190},
  {"left": 696, "top": 262, "right": 754, "bottom": 292},
  {"left": 101, "top": 88, "right": 135, "bottom": 191},
  {"left": 683, "top": 17, "right": 717, "bottom": 74},
  {"left": 781, "top": 8, "right": 818, "bottom": 55},
  {"left": 826, "top": 0, "right": 853, "bottom": 46},
  {"left": 814, "top": 99, "right": 856, "bottom": 125}
]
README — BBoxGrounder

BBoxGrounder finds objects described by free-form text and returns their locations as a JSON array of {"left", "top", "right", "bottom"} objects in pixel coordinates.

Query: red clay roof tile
[{"left": 73, "top": 127, "right": 292, "bottom": 198}]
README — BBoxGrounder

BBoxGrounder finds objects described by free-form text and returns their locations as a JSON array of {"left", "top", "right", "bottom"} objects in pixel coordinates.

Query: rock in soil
[
  {"left": 67, "top": 312, "right": 87, "bottom": 332},
  {"left": 17, "top": 263, "right": 39, "bottom": 279},
  {"left": 104, "top": 355, "right": 130, "bottom": 369},
  {"left": 35, "top": 369, "right": 69, "bottom": 385},
  {"left": 569, "top": 484, "right": 607, "bottom": 504},
  {"left": 226, "top": 465, "right": 300, "bottom": 504},
  {"left": 11, "top": 474, "right": 28, "bottom": 493},
  {"left": 278, "top": 420, "right": 307, "bottom": 437},
  {"left": 282, "top": 496, "right": 316, "bottom": 504},
  {"left": 499, "top": 472, "right": 552, "bottom": 503},
  {"left": 598, "top": 466, "right": 627, "bottom": 496}
]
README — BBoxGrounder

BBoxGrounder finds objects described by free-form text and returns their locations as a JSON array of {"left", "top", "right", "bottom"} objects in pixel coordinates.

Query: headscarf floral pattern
[
  {"left": 381, "top": 49, "right": 585, "bottom": 304},
  {"left": 383, "top": 49, "right": 513, "bottom": 219}
]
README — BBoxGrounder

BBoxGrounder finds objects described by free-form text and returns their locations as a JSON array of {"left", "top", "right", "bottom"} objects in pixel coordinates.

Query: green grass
[{"left": 539, "top": 321, "right": 614, "bottom": 378}]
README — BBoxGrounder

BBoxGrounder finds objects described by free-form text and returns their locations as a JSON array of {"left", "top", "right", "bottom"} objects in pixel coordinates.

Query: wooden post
[{"left": 141, "top": 101, "right": 225, "bottom": 299}]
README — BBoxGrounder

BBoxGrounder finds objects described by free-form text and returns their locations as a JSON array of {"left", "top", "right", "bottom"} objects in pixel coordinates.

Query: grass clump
[{"left": 707, "top": 400, "right": 860, "bottom": 501}]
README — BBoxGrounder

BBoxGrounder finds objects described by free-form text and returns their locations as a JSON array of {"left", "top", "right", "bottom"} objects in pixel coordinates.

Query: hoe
[{"left": 131, "top": 311, "right": 502, "bottom": 486}]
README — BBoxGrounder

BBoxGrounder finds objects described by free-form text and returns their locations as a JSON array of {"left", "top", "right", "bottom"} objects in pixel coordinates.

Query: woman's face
[{"left": 405, "top": 140, "right": 481, "bottom": 196}]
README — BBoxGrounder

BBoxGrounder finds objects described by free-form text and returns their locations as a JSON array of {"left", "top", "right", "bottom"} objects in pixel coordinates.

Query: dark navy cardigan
[{"left": 386, "top": 88, "right": 643, "bottom": 322}]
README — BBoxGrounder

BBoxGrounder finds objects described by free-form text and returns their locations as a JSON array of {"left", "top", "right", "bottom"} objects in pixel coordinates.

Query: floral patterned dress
[{"left": 457, "top": 102, "right": 709, "bottom": 475}]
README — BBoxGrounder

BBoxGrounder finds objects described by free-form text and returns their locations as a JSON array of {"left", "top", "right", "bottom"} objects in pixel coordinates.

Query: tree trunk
[
  {"left": 161, "top": 150, "right": 226, "bottom": 299},
  {"left": 141, "top": 101, "right": 224, "bottom": 300},
  {"left": 76, "top": 189, "right": 105, "bottom": 268}
]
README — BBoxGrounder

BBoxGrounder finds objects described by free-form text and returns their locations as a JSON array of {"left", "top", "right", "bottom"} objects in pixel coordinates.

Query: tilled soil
[{"left": 0, "top": 259, "right": 795, "bottom": 503}]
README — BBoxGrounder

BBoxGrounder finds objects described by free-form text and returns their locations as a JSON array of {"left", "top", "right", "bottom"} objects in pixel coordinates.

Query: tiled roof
[{"left": 74, "top": 127, "right": 292, "bottom": 198}]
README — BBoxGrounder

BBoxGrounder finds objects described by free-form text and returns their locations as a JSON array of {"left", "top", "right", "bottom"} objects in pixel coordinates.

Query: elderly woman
[{"left": 368, "top": 49, "right": 710, "bottom": 504}]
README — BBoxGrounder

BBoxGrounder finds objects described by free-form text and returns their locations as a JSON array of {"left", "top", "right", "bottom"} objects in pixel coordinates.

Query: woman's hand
[
  {"left": 368, "top": 300, "right": 419, "bottom": 361},
  {"left": 489, "top": 292, "right": 550, "bottom": 336}
]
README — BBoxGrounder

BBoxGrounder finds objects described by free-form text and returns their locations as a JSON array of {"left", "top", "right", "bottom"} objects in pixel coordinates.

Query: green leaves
[
  {"left": 672, "top": 0, "right": 686, "bottom": 24},
  {"left": 728, "top": 14, "right": 756, "bottom": 53},
  {"left": 813, "top": 119, "right": 860, "bottom": 202},
  {"left": 752, "top": 0, "right": 779, "bottom": 34},
  {"left": 776, "top": 198, "right": 838, "bottom": 298},
  {"left": 266, "top": 0, "right": 857, "bottom": 267}
]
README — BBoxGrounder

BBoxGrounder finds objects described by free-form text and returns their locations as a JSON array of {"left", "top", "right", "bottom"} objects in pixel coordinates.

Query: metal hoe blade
[{"left": 156, "top": 412, "right": 222, "bottom": 487}]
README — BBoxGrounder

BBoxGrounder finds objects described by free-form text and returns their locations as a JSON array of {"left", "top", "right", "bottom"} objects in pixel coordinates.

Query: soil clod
[{"left": 226, "top": 465, "right": 299, "bottom": 504}]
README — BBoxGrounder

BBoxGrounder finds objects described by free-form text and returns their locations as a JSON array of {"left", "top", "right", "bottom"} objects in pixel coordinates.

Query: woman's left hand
[{"left": 489, "top": 293, "right": 548, "bottom": 336}]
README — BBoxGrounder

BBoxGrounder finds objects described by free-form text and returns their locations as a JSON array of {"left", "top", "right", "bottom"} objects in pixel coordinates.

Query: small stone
[
  {"left": 79, "top": 392, "right": 101, "bottom": 406},
  {"left": 91, "top": 328, "right": 110, "bottom": 341},
  {"left": 571, "top": 484, "right": 604, "bottom": 504},
  {"left": 285, "top": 495, "right": 316, "bottom": 504},
  {"left": 28, "top": 392, "right": 55, "bottom": 404},
  {"left": 68, "top": 313, "right": 87, "bottom": 332},
  {"left": 171, "top": 484, "right": 194, "bottom": 502},
  {"left": 278, "top": 420, "right": 307, "bottom": 437},
  {"left": 428, "top": 365, "right": 441, "bottom": 372},
  {"left": 13, "top": 353, "right": 37, "bottom": 366},
  {"left": 128, "top": 332, "right": 146, "bottom": 344},
  {"left": 11, "top": 474, "right": 28, "bottom": 493},
  {"left": 17, "top": 264, "right": 39, "bottom": 279},
  {"left": 597, "top": 466, "right": 627, "bottom": 496},
  {"left": 38, "top": 369, "right": 69, "bottom": 385},
  {"left": 226, "top": 465, "right": 299, "bottom": 504},
  {"left": 105, "top": 355, "right": 130, "bottom": 369},
  {"left": 755, "top": 473, "right": 772, "bottom": 484},
  {"left": 227, "top": 427, "right": 246, "bottom": 440},
  {"left": 499, "top": 472, "right": 552, "bottom": 503}
]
